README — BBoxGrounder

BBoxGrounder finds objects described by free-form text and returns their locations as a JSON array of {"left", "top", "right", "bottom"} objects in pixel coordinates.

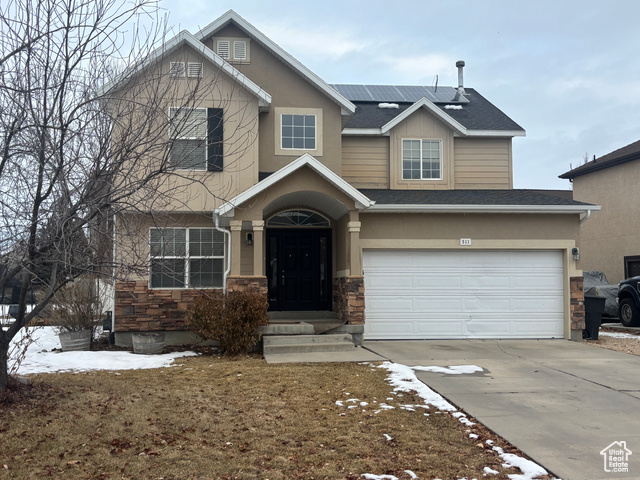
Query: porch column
[
  {"left": 230, "top": 220, "right": 242, "bottom": 276},
  {"left": 252, "top": 220, "right": 265, "bottom": 276},
  {"left": 348, "top": 210, "right": 362, "bottom": 275}
]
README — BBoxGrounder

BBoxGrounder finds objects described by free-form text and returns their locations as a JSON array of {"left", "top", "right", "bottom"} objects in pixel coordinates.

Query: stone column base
[
  {"left": 570, "top": 276, "right": 585, "bottom": 341},
  {"left": 333, "top": 276, "right": 365, "bottom": 325}
]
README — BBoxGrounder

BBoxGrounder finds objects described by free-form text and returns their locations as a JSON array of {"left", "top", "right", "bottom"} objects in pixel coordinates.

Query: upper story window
[
  {"left": 149, "top": 228, "right": 225, "bottom": 289},
  {"left": 169, "top": 107, "right": 223, "bottom": 171},
  {"left": 281, "top": 114, "right": 316, "bottom": 150},
  {"left": 402, "top": 139, "right": 442, "bottom": 180},
  {"left": 215, "top": 38, "right": 250, "bottom": 63},
  {"left": 274, "top": 107, "right": 323, "bottom": 156}
]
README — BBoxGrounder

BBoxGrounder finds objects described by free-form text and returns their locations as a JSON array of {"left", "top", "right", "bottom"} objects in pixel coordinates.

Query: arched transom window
[{"left": 267, "top": 209, "right": 330, "bottom": 227}]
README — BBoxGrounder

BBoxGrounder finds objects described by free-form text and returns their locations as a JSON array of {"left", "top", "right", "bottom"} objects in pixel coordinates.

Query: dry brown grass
[{"left": 0, "top": 356, "right": 525, "bottom": 480}]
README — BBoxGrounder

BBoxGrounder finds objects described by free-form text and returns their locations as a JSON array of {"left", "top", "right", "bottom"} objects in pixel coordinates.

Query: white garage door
[{"left": 363, "top": 250, "right": 564, "bottom": 339}]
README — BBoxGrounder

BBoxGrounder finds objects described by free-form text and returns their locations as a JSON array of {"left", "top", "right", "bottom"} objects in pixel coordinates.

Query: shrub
[
  {"left": 48, "top": 277, "right": 103, "bottom": 341},
  {"left": 187, "top": 290, "right": 269, "bottom": 355}
]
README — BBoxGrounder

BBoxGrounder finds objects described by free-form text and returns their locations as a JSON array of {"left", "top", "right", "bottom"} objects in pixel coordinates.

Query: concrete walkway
[{"left": 364, "top": 339, "right": 640, "bottom": 480}]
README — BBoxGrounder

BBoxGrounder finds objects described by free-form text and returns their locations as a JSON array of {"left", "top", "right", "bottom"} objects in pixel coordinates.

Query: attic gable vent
[
  {"left": 217, "top": 40, "right": 230, "bottom": 59},
  {"left": 169, "top": 62, "right": 185, "bottom": 77},
  {"left": 233, "top": 40, "right": 247, "bottom": 60},
  {"left": 187, "top": 62, "right": 203, "bottom": 78}
]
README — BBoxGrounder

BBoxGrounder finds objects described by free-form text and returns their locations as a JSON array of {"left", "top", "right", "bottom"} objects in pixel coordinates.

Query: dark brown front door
[{"left": 267, "top": 229, "right": 331, "bottom": 311}]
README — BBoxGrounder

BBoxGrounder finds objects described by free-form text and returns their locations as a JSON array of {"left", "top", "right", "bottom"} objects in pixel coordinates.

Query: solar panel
[{"left": 331, "top": 84, "right": 469, "bottom": 104}]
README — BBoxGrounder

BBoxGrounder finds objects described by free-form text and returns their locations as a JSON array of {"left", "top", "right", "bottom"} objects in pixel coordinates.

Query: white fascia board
[
  {"left": 381, "top": 98, "right": 467, "bottom": 135},
  {"left": 367, "top": 204, "right": 601, "bottom": 214},
  {"left": 216, "top": 153, "right": 373, "bottom": 217},
  {"left": 342, "top": 128, "right": 386, "bottom": 136},
  {"left": 98, "top": 31, "right": 271, "bottom": 108},
  {"left": 195, "top": 10, "right": 355, "bottom": 115},
  {"left": 459, "top": 130, "right": 527, "bottom": 138}
]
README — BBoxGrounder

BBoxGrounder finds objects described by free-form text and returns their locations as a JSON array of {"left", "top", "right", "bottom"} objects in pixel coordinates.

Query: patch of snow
[
  {"left": 379, "top": 403, "right": 395, "bottom": 410},
  {"left": 492, "top": 445, "right": 548, "bottom": 480},
  {"left": 412, "top": 365, "right": 483, "bottom": 375},
  {"left": 484, "top": 466, "right": 499, "bottom": 475},
  {"left": 346, "top": 398, "right": 360, "bottom": 403},
  {"left": 600, "top": 331, "right": 640, "bottom": 339},
  {"left": 469, "top": 433, "right": 479, "bottom": 439},
  {"left": 335, "top": 400, "right": 344, "bottom": 407},
  {"left": 444, "top": 104, "right": 463, "bottom": 110},
  {"left": 380, "top": 362, "right": 456, "bottom": 411},
  {"left": 404, "top": 471, "right": 418, "bottom": 479},
  {"left": 360, "top": 401, "right": 369, "bottom": 406},
  {"left": 383, "top": 433, "right": 393, "bottom": 441},
  {"left": 362, "top": 474, "right": 398, "bottom": 480},
  {"left": 378, "top": 103, "right": 399, "bottom": 109},
  {"left": 11, "top": 326, "right": 197, "bottom": 374}
]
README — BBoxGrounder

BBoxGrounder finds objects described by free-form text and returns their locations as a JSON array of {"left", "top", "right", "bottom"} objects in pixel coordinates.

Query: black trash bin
[{"left": 584, "top": 295, "right": 606, "bottom": 340}]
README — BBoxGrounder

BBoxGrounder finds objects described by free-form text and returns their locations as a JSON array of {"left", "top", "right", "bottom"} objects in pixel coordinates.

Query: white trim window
[
  {"left": 402, "top": 139, "right": 442, "bottom": 180},
  {"left": 150, "top": 228, "right": 225, "bottom": 289},
  {"left": 281, "top": 114, "right": 316, "bottom": 150}
]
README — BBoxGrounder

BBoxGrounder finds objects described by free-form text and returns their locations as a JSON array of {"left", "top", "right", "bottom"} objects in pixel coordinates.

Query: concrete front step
[{"left": 263, "top": 333, "right": 355, "bottom": 355}]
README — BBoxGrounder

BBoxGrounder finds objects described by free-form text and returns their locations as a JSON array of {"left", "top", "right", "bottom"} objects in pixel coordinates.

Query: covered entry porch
[{"left": 215, "top": 154, "right": 373, "bottom": 326}]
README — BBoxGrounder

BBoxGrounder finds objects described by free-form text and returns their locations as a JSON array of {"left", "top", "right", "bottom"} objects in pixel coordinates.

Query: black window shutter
[{"left": 207, "top": 108, "right": 223, "bottom": 172}]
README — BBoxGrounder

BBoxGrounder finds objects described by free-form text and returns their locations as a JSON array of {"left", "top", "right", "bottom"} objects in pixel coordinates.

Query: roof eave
[
  {"left": 367, "top": 204, "right": 600, "bottom": 214},
  {"left": 194, "top": 10, "right": 355, "bottom": 115},
  {"left": 460, "top": 129, "right": 526, "bottom": 137}
]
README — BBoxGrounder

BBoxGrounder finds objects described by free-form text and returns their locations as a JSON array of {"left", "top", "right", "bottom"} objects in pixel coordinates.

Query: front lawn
[{"left": 0, "top": 355, "right": 524, "bottom": 479}]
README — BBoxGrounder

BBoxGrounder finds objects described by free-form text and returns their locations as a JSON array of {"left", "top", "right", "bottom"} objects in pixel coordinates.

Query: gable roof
[
  {"left": 334, "top": 86, "right": 525, "bottom": 136},
  {"left": 195, "top": 10, "right": 355, "bottom": 116},
  {"left": 560, "top": 138, "right": 640, "bottom": 179},
  {"left": 216, "top": 153, "right": 374, "bottom": 217},
  {"left": 360, "top": 189, "right": 596, "bottom": 214},
  {"left": 98, "top": 30, "right": 271, "bottom": 108}
]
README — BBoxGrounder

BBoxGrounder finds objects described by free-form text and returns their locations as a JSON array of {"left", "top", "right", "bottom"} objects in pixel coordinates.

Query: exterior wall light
[
  {"left": 246, "top": 232, "right": 253, "bottom": 246},
  {"left": 572, "top": 247, "right": 580, "bottom": 261}
]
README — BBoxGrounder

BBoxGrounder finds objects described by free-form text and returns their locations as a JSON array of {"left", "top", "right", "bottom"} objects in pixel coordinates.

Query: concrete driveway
[{"left": 364, "top": 339, "right": 640, "bottom": 480}]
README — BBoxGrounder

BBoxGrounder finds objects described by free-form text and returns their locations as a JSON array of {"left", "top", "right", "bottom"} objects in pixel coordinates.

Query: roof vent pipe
[{"left": 456, "top": 60, "right": 465, "bottom": 94}]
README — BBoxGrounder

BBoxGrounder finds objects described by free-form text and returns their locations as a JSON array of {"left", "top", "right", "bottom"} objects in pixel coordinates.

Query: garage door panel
[
  {"left": 510, "top": 296, "right": 564, "bottom": 313},
  {"left": 463, "top": 275, "right": 511, "bottom": 289},
  {"left": 413, "top": 274, "right": 462, "bottom": 289},
  {"left": 364, "top": 250, "right": 565, "bottom": 339},
  {"left": 462, "top": 296, "right": 512, "bottom": 312},
  {"left": 413, "top": 297, "right": 464, "bottom": 312}
]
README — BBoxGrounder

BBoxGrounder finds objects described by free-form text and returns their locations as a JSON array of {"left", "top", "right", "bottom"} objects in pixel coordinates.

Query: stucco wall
[
  {"left": 206, "top": 24, "right": 344, "bottom": 175},
  {"left": 572, "top": 160, "right": 640, "bottom": 283}
]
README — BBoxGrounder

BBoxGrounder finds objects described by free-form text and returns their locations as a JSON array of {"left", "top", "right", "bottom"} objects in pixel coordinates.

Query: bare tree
[{"left": 0, "top": 0, "right": 257, "bottom": 389}]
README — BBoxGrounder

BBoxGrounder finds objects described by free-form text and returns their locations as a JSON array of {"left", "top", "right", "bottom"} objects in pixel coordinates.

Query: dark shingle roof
[
  {"left": 559, "top": 139, "right": 640, "bottom": 179},
  {"left": 337, "top": 88, "right": 524, "bottom": 133},
  {"left": 359, "top": 189, "right": 588, "bottom": 206}
]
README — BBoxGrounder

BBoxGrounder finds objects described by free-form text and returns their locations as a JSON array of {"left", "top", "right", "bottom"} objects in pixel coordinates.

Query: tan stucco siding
[
  {"left": 454, "top": 138, "right": 512, "bottom": 189},
  {"left": 206, "top": 25, "right": 343, "bottom": 175},
  {"left": 388, "top": 110, "right": 455, "bottom": 190},
  {"left": 112, "top": 43, "right": 260, "bottom": 213},
  {"left": 360, "top": 212, "right": 579, "bottom": 243},
  {"left": 573, "top": 160, "right": 640, "bottom": 283},
  {"left": 341, "top": 136, "right": 390, "bottom": 188}
]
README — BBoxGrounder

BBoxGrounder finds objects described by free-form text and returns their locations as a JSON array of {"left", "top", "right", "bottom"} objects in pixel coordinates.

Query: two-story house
[{"left": 106, "top": 10, "right": 594, "bottom": 344}]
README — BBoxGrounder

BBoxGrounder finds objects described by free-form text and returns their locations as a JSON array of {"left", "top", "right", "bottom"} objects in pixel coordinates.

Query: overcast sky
[{"left": 161, "top": 0, "right": 640, "bottom": 190}]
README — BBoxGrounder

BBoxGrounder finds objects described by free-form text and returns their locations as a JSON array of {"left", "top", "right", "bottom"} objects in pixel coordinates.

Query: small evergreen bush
[{"left": 187, "top": 290, "right": 269, "bottom": 355}]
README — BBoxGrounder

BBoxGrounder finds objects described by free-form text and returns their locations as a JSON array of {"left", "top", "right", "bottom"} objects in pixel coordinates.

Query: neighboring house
[
  {"left": 560, "top": 139, "right": 640, "bottom": 283},
  {"left": 106, "top": 10, "right": 594, "bottom": 344}
]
